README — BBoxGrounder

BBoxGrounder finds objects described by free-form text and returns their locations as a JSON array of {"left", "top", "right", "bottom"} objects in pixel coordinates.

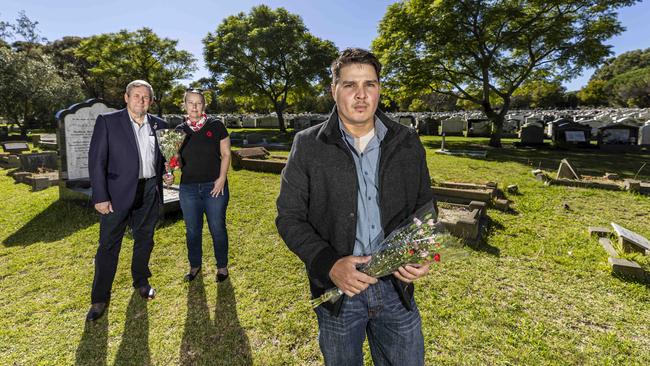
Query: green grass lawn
[{"left": 1, "top": 135, "right": 650, "bottom": 365}]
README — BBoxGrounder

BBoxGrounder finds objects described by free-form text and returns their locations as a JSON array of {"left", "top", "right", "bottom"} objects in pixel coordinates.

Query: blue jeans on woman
[
  {"left": 315, "top": 277, "right": 424, "bottom": 366},
  {"left": 179, "top": 181, "right": 229, "bottom": 269}
]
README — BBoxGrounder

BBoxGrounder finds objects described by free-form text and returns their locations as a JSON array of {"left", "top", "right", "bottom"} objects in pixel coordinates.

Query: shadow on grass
[
  {"left": 612, "top": 273, "right": 650, "bottom": 289},
  {"left": 75, "top": 311, "right": 109, "bottom": 366},
  {"left": 156, "top": 209, "right": 184, "bottom": 230},
  {"left": 180, "top": 275, "right": 252, "bottom": 366},
  {"left": 466, "top": 216, "right": 502, "bottom": 256},
  {"left": 114, "top": 292, "right": 151, "bottom": 365},
  {"left": 2, "top": 200, "right": 96, "bottom": 247},
  {"left": 422, "top": 139, "right": 650, "bottom": 180}
]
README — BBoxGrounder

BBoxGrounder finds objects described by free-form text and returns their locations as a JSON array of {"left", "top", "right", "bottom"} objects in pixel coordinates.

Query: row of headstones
[
  {"left": 163, "top": 113, "right": 329, "bottom": 130},
  {"left": 519, "top": 118, "right": 650, "bottom": 147}
]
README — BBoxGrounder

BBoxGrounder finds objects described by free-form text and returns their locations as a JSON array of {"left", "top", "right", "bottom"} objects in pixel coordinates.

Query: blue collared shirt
[{"left": 338, "top": 117, "right": 388, "bottom": 256}]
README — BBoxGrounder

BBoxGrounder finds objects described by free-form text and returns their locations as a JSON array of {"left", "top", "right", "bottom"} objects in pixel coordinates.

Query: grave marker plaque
[
  {"left": 611, "top": 222, "right": 650, "bottom": 254},
  {"left": 56, "top": 99, "right": 116, "bottom": 181}
]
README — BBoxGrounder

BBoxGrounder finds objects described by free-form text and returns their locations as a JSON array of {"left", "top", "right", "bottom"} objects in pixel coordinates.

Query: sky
[{"left": 2, "top": 0, "right": 649, "bottom": 91}]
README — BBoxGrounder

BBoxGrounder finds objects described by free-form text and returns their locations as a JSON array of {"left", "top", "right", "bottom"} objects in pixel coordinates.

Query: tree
[
  {"left": 579, "top": 48, "right": 650, "bottom": 107},
  {"left": 607, "top": 67, "right": 650, "bottom": 107},
  {"left": 203, "top": 5, "right": 338, "bottom": 131},
  {"left": 372, "top": 0, "right": 637, "bottom": 147},
  {"left": 577, "top": 79, "right": 609, "bottom": 106},
  {"left": 591, "top": 48, "right": 650, "bottom": 81},
  {"left": 43, "top": 36, "right": 99, "bottom": 97},
  {"left": 511, "top": 79, "right": 567, "bottom": 109},
  {"left": 0, "top": 48, "right": 84, "bottom": 135},
  {"left": 75, "top": 28, "right": 197, "bottom": 114}
]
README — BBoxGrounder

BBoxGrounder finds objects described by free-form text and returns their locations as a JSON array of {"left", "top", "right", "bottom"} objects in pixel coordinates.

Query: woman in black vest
[{"left": 176, "top": 89, "right": 231, "bottom": 282}]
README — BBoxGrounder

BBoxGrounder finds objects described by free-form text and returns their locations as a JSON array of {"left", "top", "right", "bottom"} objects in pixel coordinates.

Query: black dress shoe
[
  {"left": 184, "top": 266, "right": 201, "bottom": 282},
  {"left": 137, "top": 285, "right": 156, "bottom": 300},
  {"left": 216, "top": 268, "right": 229, "bottom": 282},
  {"left": 86, "top": 302, "right": 107, "bottom": 322}
]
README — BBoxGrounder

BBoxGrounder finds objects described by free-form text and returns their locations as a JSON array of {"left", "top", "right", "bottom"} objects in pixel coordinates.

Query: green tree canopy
[
  {"left": 203, "top": 5, "right": 338, "bottom": 131},
  {"left": 577, "top": 79, "right": 609, "bottom": 106},
  {"left": 579, "top": 48, "right": 650, "bottom": 107},
  {"left": 511, "top": 79, "right": 567, "bottom": 109},
  {"left": 591, "top": 48, "right": 650, "bottom": 81},
  {"left": 0, "top": 48, "right": 84, "bottom": 135},
  {"left": 75, "top": 28, "right": 197, "bottom": 114},
  {"left": 373, "top": 0, "right": 637, "bottom": 146},
  {"left": 607, "top": 67, "right": 650, "bottom": 107}
]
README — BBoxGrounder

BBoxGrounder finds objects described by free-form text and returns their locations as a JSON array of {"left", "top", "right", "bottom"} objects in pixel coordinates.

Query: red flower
[
  {"left": 408, "top": 249, "right": 415, "bottom": 256},
  {"left": 433, "top": 253, "right": 441, "bottom": 262},
  {"left": 169, "top": 156, "right": 179, "bottom": 168},
  {"left": 206, "top": 130, "right": 213, "bottom": 137}
]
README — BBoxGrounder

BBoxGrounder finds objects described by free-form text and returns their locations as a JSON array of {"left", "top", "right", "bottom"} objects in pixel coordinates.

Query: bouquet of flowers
[
  {"left": 156, "top": 128, "right": 185, "bottom": 185},
  {"left": 310, "top": 201, "right": 465, "bottom": 308}
]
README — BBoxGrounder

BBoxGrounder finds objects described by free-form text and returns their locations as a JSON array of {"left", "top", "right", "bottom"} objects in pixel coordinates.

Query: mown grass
[{"left": 1, "top": 133, "right": 649, "bottom": 365}]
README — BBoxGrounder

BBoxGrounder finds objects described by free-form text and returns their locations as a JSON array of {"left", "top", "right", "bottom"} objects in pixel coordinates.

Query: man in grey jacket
[{"left": 276, "top": 48, "right": 434, "bottom": 365}]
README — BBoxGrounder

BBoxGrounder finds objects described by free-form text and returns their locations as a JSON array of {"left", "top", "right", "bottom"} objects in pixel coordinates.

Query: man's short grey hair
[{"left": 125, "top": 80, "right": 155, "bottom": 100}]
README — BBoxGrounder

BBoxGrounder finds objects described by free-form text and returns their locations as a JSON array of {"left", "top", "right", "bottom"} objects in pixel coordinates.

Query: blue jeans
[
  {"left": 179, "top": 181, "right": 229, "bottom": 269},
  {"left": 315, "top": 277, "right": 424, "bottom": 366}
]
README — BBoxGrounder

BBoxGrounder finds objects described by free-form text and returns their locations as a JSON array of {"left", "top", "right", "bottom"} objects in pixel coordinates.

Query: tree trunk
[
  {"left": 486, "top": 111, "right": 504, "bottom": 148},
  {"left": 156, "top": 92, "right": 164, "bottom": 117},
  {"left": 274, "top": 103, "right": 286, "bottom": 132}
]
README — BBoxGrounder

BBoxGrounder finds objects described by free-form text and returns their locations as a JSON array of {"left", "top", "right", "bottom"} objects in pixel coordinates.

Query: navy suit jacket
[{"left": 88, "top": 108, "right": 168, "bottom": 211}]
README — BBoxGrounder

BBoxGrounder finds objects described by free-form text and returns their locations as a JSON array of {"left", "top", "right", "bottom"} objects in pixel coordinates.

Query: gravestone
[
  {"left": 224, "top": 116, "right": 242, "bottom": 128},
  {"left": 244, "top": 133, "right": 265, "bottom": 146},
  {"left": 242, "top": 116, "right": 257, "bottom": 128},
  {"left": 519, "top": 123, "right": 545, "bottom": 145},
  {"left": 417, "top": 116, "right": 438, "bottom": 136},
  {"left": 465, "top": 119, "right": 490, "bottom": 137},
  {"left": 294, "top": 116, "right": 311, "bottom": 131},
  {"left": 502, "top": 119, "right": 520, "bottom": 135},
  {"left": 1, "top": 141, "right": 30, "bottom": 154},
  {"left": 37, "top": 133, "right": 58, "bottom": 150},
  {"left": 233, "top": 147, "right": 269, "bottom": 160},
  {"left": 256, "top": 115, "right": 278, "bottom": 128},
  {"left": 398, "top": 115, "right": 416, "bottom": 128},
  {"left": 18, "top": 152, "right": 58, "bottom": 173},
  {"left": 551, "top": 120, "right": 591, "bottom": 147},
  {"left": 56, "top": 99, "right": 116, "bottom": 184},
  {"left": 440, "top": 117, "right": 464, "bottom": 136},
  {"left": 598, "top": 123, "right": 639, "bottom": 147},
  {"left": 556, "top": 159, "right": 581, "bottom": 180},
  {"left": 636, "top": 121, "right": 650, "bottom": 146},
  {"left": 611, "top": 223, "right": 650, "bottom": 254}
]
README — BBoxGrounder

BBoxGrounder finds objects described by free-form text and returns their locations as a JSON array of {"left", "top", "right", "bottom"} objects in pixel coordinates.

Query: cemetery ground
[{"left": 1, "top": 135, "right": 650, "bottom": 365}]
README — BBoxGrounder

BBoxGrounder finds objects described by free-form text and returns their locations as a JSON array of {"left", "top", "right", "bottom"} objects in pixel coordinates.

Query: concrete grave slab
[
  {"left": 598, "top": 237, "right": 619, "bottom": 258},
  {"left": 611, "top": 222, "right": 650, "bottom": 254},
  {"left": 608, "top": 257, "right": 646, "bottom": 282}
]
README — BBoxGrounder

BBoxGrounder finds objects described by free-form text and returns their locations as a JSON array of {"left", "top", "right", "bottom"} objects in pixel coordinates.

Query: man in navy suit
[{"left": 86, "top": 80, "right": 169, "bottom": 321}]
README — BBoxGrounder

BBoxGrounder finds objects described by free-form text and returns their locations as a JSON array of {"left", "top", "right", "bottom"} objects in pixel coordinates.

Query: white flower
[
  {"left": 427, "top": 219, "right": 434, "bottom": 226},
  {"left": 414, "top": 218, "right": 422, "bottom": 226}
]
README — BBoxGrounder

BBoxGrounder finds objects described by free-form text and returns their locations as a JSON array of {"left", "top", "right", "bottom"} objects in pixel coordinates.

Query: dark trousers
[{"left": 91, "top": 178, "right": 159, "bottom": 304}]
